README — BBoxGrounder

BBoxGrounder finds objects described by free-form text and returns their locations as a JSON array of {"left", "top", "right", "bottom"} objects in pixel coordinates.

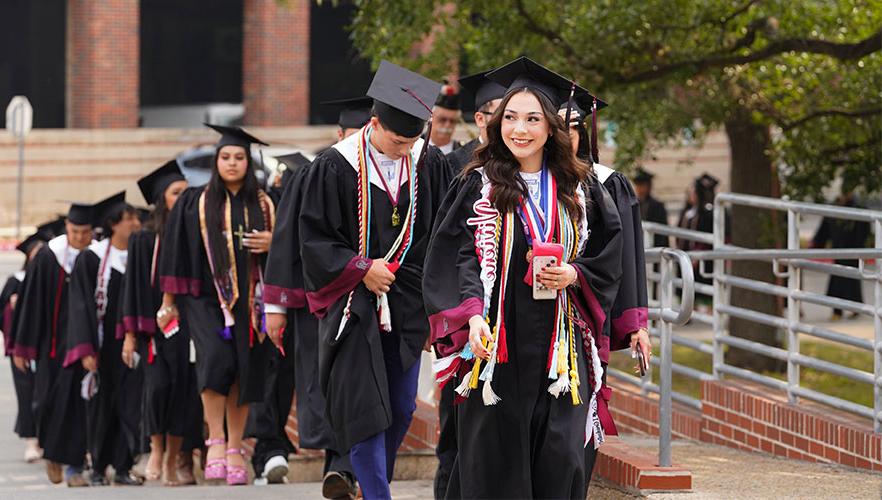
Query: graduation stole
[
  {"left": 337, "top": 125, "right": 418, "bottom": 339},
  {"left": 198, "top": 189, "right": 275, "bottom": 346},
  {"left": 454, "top": 168, "right": 584, "bottom": 407},
  {"left": 94, "top": 240, "right": 125, "bottom": 349}
]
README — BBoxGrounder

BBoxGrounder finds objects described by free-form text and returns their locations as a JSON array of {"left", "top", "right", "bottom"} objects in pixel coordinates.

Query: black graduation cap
[
  {"left": 138, "top": 160, "right": 186, "bottom": 205},
  {"left": 458, "top": 70, "right": 507, "bottom": 111},
  {"left": 275, "top": 152, "right": 311, "bottom": 171},
  {"left": 91, "top": 191, "right": 128, "bottom": 228},
  {"left": 486, "top": 56, "right": 592, "bottom": 109},
  {"left": 16, "top": 232, "right": 47, "bottom": 255},
  {"left": 205, "top": 123, "right": 269, "bottom": 149},
  {"left": 696, "top": 173, "right": 719, "bottom": 191},
  {"left": 66, "top": 202, "right": 94, "bottom": 226},
  {"left": 38, "top": 217, "right": 66, "bottom": 239},
  {"left": 322, "top": 96, "right": 374, "bottom": 130},
  {"left": 434, "top": 83, "right": 461, "bottom": 110},
  {"left": 632, "top": 168, "right": 655, "bottom": 184},
  {"left": 367, "top": 60, "right": 442, "bottom": 138},
  {"left": 559, "top": 93, "right": 610, "bottom": 127}
]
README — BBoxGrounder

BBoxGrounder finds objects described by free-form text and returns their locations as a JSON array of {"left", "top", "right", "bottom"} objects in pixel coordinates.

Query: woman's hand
[
  {"left": 630, "top": 328, "right": 652, "bottom": 374},
  {"left": 121, "top": 332, "right": 137, "bottom": 369},
  {"left": 537, "top": 263, "right": 578, "bottom": 290},
  {"left": 242, "top": 230, "right": 273, "bottom": 254},
  {"left": 468, "top": 315, "right": 493, "bottom": 360},
  {"left": 156, "top": 303, "right": 179, "bottom": 331}
]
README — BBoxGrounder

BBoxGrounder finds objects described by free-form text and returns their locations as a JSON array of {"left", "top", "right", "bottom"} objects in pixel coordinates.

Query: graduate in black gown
[
  {"left": 560, "top": 94, "right": 653, "bottom": 482},
  {"left": 158, "top": 124, "right": 275, "bottom": 486},
  {"left": 432, "top": 69, "right": 507, "bottom": 499},
  {"left": 12, "top": 202, "right": 100, "bottom": 486},
  {"left": 266, "top": 152, "right": 312, "bottom": 206},
  {"left": 65, "top": 193, "right": 144, "bottom": 486},
  {"left": 314, "top": 96, "right": 375, "bottom": 155},
  {"left": 423, "top": 57, "right": 643, "bottom": 499},
  {"left": 811, "top": 191, "right": 871, "bottom": 319},
  {"left": 425, "top": 84, "right": 463, "bottom": 155},
  {"left": 1, "top": 220, "right": 61, "bottom": 463},
  {"left": 274, "top": 61, "right": 450, "bottom": 499},
  {"left": 120, "top": 160, "right": 202, "bottom": 486},
  {"left": 677, "top": 174, "right": 718, "bottom": 306},
  {"left": 633, "top": 168, "right": 670, "bottom": 248},
  {"left": 445, "top": 71, "right": 506, "bottom": 175},
  {"left": 258, "top": 98, "right": 370, "bottom": 493}
]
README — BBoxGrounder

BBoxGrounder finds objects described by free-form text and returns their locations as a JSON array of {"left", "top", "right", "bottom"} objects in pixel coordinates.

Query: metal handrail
[{"left": 639, "top": 192, "right": 882, "bottom": 441}]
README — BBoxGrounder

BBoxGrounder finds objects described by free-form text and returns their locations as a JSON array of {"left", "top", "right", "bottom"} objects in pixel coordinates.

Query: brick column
[
  {"left": 66, "top": 0, "right": 139, "bottom": 128},
  {"left": 243, "top": 0, "right": 310, "bottom": 126}
]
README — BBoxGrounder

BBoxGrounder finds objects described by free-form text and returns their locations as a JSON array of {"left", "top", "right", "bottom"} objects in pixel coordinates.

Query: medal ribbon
[{"left": 518, "top": 162, "right": 558, "bottom": 246}]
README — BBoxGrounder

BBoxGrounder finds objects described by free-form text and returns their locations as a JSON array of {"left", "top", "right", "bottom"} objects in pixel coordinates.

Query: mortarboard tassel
[
  {"left": 591, "top": 97, "right": 599, "bottom": 164},
  {"left": 563, "top": 81, "right": 576, "bottom": 132},
  {"left": 401, "top": 87, "right": 434, "bottom": 171}
]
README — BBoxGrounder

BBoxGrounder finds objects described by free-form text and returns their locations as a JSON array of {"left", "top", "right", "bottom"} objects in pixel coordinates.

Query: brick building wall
[
  {"left": 66, "top": 0, "right": 140, "bottom": 128},
  {"left": 243, "top": 0, "right": 310, "bottom": 126}
]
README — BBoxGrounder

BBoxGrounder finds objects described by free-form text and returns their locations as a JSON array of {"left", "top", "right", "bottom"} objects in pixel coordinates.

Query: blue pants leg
[{"left": 349, "top": 337, "right": 421, "bottom": 499}]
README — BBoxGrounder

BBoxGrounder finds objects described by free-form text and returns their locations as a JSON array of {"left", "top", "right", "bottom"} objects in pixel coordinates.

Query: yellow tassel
[
  {"left": 469, "top": 357, "right": 483, "bottom": 390},
  {"left": 570, "top": 368, "right": 582, "bottom": 405}
]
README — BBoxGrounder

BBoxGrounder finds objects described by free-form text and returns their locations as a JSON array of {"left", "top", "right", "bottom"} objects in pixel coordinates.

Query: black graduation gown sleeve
[
  {"left": 569, "top": 179, "right": 624, "bottom": 364},
  {"left": 0, "top": 276, "right": 21, "bottom": 354},
  {"left": 158, "top": 187, "right": 205, "bottom": 297},
  {"left": 264, "top": 164, "right": 311, "bottom": 309},
  {"left": 63, "top": 250, "right": 100, "bottom": 367},
  {"left": 120, "top": 230, "right": 159, "bottom": 336},
  {"left": 422, "top": 171, "right": 485, "bottom": 358},
  {"left": 603, "top": 172, "right": 648, "bottom": 346},
  {"left": 11, "top": 247, "right": 57, "bottom": 361},
  {"left": 299, "top": 153, "right": 371, "bottom": 319},
  {"left": 445, "top": 138, "right": 479, "bottom": 175}
]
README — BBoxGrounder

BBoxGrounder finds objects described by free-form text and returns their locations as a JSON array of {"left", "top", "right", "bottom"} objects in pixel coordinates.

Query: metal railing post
[
  {"left": 659, "top": 250, "right": 674, "bottom": 467},
  {"left": 712, "top": 197, "right": 726, "bottom": 379},
  {"left": 787, "top": 209, "right": 801, "bottom": 404},
  {"left": 873, "top": 219, "right": 882, "bottom": 432}
]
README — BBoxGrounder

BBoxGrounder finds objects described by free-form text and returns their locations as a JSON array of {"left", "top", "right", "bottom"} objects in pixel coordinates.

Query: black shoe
[
  {"left": 322, "top": 471, "right": 357, "bottom": 499},
  {"left": 113, "top": 472, "right": 144, "bottom": 486},
  {"left": 89, "top": 471, "right": 109, "bottom": 486}
]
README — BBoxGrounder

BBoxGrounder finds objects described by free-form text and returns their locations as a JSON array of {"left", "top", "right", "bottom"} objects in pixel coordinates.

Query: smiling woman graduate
[
  {"left": 423, "top": 57, "right": 631, "bottom": 499},
  {"left": 157, "top": 124, "right": 275, "bottom": 486}
]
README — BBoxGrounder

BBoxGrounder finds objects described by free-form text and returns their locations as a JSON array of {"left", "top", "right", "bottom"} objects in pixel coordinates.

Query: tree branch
[
  {"left": 783, "top": 107, "right": 882, "bottom": 131},
  {"left": 512, "top": 0, "right": 596, "bottom": 73},
  {"left": 822, "top": 137, "right": 882, "bottom": 156},
  {"left": 614, "top": 28, "right": 882, "bottom": 84}
]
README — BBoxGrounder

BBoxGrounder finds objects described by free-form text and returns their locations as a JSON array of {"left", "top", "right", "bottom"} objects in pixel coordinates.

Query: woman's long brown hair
[{"left": 463, "top": 87, "right": 591, "bottom": 221}]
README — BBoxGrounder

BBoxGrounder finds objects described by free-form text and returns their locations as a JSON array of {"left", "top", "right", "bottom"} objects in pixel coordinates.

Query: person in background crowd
[{"left": 632, "top": 168, "right": 669, "bottom": 248}]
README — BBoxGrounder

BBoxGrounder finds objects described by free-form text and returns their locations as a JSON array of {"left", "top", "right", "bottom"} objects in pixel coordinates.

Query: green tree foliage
[{"left": 349, "top": 0, "right": 881, "bottom": 200}]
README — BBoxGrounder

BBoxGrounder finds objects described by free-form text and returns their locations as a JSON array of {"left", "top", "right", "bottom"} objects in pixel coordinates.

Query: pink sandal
[
  {"left": 203, "top": 439, "right": 227, "bottom": 481},
  {"left": 225, "top": 448, "right": 248, "bottom": 486}
]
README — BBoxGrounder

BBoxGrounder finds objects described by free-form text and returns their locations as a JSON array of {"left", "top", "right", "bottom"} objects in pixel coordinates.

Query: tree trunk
[{"left": 723, "top": 111, "right": 785, "bottom": 372}]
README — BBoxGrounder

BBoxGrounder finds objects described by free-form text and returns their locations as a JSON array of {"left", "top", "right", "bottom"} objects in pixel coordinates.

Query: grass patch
[{"left": 607, "top": 339, "right": 874, "bottom": 408}]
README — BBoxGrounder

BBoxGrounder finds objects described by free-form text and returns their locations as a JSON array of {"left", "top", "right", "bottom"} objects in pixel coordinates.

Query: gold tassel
[{"left": 469, "top": 357, "right": 483, "bottom": 390}]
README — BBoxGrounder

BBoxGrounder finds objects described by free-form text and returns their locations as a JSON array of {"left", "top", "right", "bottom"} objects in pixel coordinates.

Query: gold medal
[{"left": 391, "top": 206, "right": 401, "bottom": 227}]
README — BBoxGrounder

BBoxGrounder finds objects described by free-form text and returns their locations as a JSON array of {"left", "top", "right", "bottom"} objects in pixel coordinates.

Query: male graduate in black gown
[
  {"left": 12, "top": 202, "right": 99, "bottom": 486},
  {"left": 65, "top": 192, "right": 144, "bottom": 486},
  {"left": 314, "top": 97, "right": 375, "bottom": 155},
  {"left": 1, "top": 219, "right": 63, "bottom": 463},
  {"left": 445, "top": 71, "right": 506, "bottom": 174},
  {"left": 633, "top": 168, "right": 669, "bottom": 248},
  {"left": 258, "top": 98, "right": 372, "bottom": 494},
  {"left": 266, "top": 61, "right": 450, "bottom": 499}
]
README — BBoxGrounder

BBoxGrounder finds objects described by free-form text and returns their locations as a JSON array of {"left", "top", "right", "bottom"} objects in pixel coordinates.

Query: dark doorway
[
  {"left": 140, "top": 0, "right": 242, "bottom": 106},
  {"left": 0, "top": 0, "right": 66, "bottom": 128},
  {"left": 309, "top": 0, "right": 374, "bottom": 125}
]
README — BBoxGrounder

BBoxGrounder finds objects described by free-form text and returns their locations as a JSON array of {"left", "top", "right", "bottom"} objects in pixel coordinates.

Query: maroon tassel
[{"left": 590, "top": 97, "right": 599, "bottom": 164}]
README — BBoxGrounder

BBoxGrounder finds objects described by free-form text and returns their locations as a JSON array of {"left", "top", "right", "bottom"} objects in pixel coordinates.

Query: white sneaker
[
  {"left": 262, "top": 455, "right": 289, "bottom": 484},
  {"left": 23, "top": 439, "right": 41, "bottom": 463}
]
